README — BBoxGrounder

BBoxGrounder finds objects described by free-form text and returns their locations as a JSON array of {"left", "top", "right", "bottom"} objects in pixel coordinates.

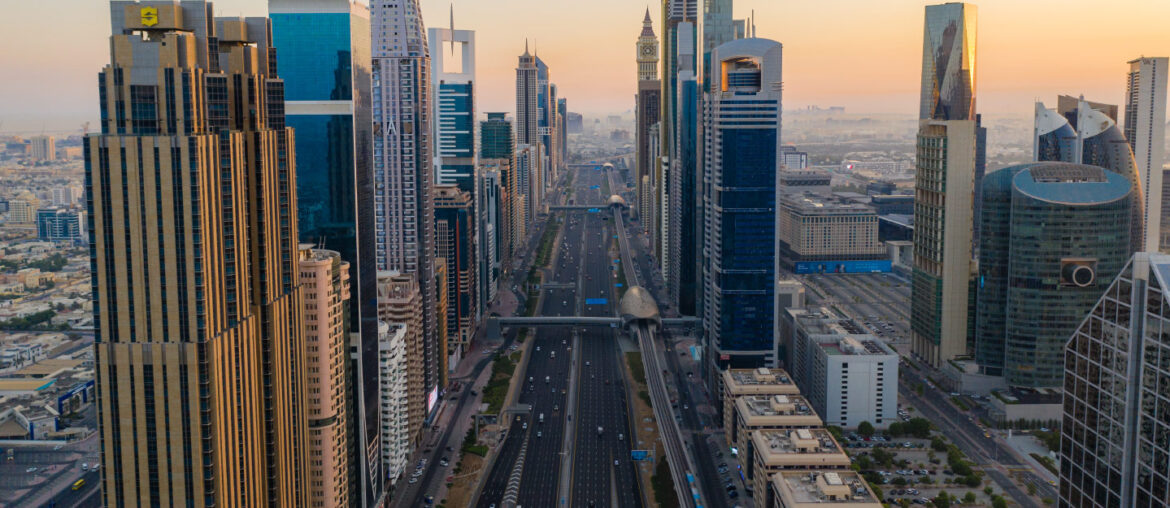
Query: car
[
  {"left": 25, "top": 467, "right": 37, "bottom": 473},
  {"left": 614, "top": 459, "right": 619, "bottom": 466},
  {"left": 81, "top": 463, "right": 89, "bottom": 471},
  {"left": 536, "top": 346, "right": 541, "bottom": 352},
  {"left": 537, "top": 431, "right": 542, "bottom": 438},
  {"left": 728, "top": 490, "right": 738, "bottom": 499},
  {"left": 409, "top": 477, "right": 418, "bottom": 484}
]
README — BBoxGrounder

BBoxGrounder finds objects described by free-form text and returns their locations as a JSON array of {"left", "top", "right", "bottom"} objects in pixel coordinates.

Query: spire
[
  {"left": 523, "top": 38, "right": 530, "bottom": 57},
  {"left": 449, "top": 3, "right": 455, "bottom": 56},
  {"left": 641, "top": 6, "right": 656, "bottom": 37}
]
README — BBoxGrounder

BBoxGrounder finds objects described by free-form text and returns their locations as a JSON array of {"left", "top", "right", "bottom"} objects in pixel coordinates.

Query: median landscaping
[{"left": 481, "top": 353, "right": 518, "bottom": 415}]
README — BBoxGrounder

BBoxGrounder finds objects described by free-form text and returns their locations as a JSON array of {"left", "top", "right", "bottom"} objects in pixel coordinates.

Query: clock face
[{"left": 642, "top": 45, "right": 654, "bottom": 56}]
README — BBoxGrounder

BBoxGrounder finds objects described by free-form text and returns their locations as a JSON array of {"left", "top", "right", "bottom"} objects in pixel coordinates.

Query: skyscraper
[
  {"left": 372, "top": 0, "right": 441, "bottom": 440},
  {"left": 659, "top": 0, "right": 697, "bottom": 265},
  {"left": 700, "top": 0, "right": 735, "bottom": 93},
  {"left": 376, "top": 272, "right": 425, "bottom": 450},
  {"left": 1035, "top": 97, "right": 1145, "bottom": 254},
  {"left": 478, "top": 161, "right": 502, "bottom": 304},
  {"left": 669, "top": 22, "right": 700, "bottom": 316},
  {"left": 269, "top": 0, "right": 376, "bottom": 498},
  {"left": 1123, "top": 57, "right": 1168, "bottom": 252},
  {"left": 480, "top": 113, "right": 517, "bottom": 259},
  {"left": 434, "top": 184, "right": 476, "bottom": 369},
  {"left": 1060, "top": 252, "right": 1170, "bottom": 507},
  {"left": 29, "top": 135, "right": 55, "bottom": 161},
  {"left": 636, "top": 9, "right": 661, "bottom": 228},
  {"left": 298, "top": 246, "right": 352, "bottom": 508},
  {"left": 702, "top": 37, "right": 783, "bottom": 375},
  {"left": 429, "top": 17, "right": 476, "bottom": 192},
  {"left": 515, "top": 44, "right": 539, "bottom": 146},
  {"left": 973, "top": 163, "right": 1132, "bottom": 387},
  {"left": 557, "top": 97, "right": 568, "bottom": 166},
  {"left": 910, "top": 2, "right": 978, "bottom": 367},
  {"left": 87, "top": 3, "right": 306, "bottom": 504},
  {"left": 377, "top": 321, "right": 410, "bottom": 487}
]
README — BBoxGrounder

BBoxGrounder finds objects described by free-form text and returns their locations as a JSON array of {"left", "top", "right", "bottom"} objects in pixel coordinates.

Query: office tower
[
  {"left": 87, "top": 3, "right": 306, "bottom": 505},
  {"left": 429, "top": 20, "right": 476, "bottom": 191},
  {"left": 701, "top": 38, "right": 783, "bottom": 374},
  {"left": 974, "top": 163, "right": 1132, "bottom": 387},
  {"left": 515, "top": 44, "right": 539, "bottom": 146},
  {"left": 29, "top": 135, "right": 55, "bottom": 161},
  {"left": 700, "top": 0, "right": 735, "bottom": 92},
  {"left": 516, "top": 143, "right": 543, "bottom": 226},
  {"left": 669, "top": 30, "right": 699, "bottom": 315},
  {"left": 1035, "top": 97, "right": 1145, "bottom": 254},
  {"left": 749, "top": 429, "right": 850, "bottom": 508},
  {"left": 377, "top": 272, "right": 425, "bottom": 447},
  {"left": 566, "top": 112, "right": 583, "bottom": 134},
  {"left": 36, "top": 207, "right": 85, "bottom": 244},
  {"left": 378, "top": 321, "right": 410, "bottom": 487},
  {"left": 268, "top": 1, "right": 377, "bottom": 499},
  {"left": 1124, "top": 57, "right": 1168, "bottom": 252},
  {"left": 547, "top": 83, "right": 559, "bottom": 183},
  {"left": 478, "top": 162, "right": 501, "bottom": 304},
  {"left": 776, "top": 194, "right": 884, "bottom": 270},
  {"left": 557, "top": 98, "right": 568, "bottom": 165},
  {"left": 434, "top": 185, "right": 476, "bottom": 367},
  {"left": 480, "top": 113, "right": 516, "bottom": 258},
  {"left": 372, "top": 0, "right": 441, "bottom": 428},
  {"left": 910, "top": 2, "right": 978, "bottom": 367},
  {"left": 434, "top": 260, "right": 450, "bottom": 387},
  {"left": 636, "top": 9, "right": 661, "bottom": 227},
  {"left": 298, "top": 247, "right": 352, "bottom": 508},
  {"left": 786, "top": 307, "right": 899, "bottom": 428},
  {"left": 720, "top": 368, "right": 800, "bottom": 446},
  {"left": 1060, "top": 252, "right": 1170, "bottom": 507},
  {"left": 6, "top": 199, "right": 34, "bottom": 224},
  {"left": 659, "top": 0, "right": 697, "bottom": 263}
]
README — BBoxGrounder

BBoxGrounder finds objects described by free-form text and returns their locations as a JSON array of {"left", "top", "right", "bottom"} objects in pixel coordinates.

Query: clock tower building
[{"left": 636, "top": 8, "right": 661, "bottom": 236}]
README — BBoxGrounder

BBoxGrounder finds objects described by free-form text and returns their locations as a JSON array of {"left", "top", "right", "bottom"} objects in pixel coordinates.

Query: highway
[{"left": 478, "top": 164, "right": 641, "bottom": 507}]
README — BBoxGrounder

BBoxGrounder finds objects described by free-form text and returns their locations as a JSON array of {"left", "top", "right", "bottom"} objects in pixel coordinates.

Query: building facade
[
  {"left": 376, "top": 272, "right": 425, "bottom": 449},
  {"left": 776, "top": 193, "right": 884, "bottom": 266},
  {"left": 1123, "top": 57, "right": 1168, "bottom": 252},
  {"left": 1060, "top": 253, "right": 1170, "bottom": 507},
  {"left": 433, "top": 184, "right": 476, "bottom": 368},
  {"left": 298, "top": 247, "right": 352, "bottom": 508},
  {"left": 910, "top": 2, "right": 978, "bottom": 368},
  {"left": 786, "top": 308, "right": 899, "bottom": 429},
  {"left": 702, "top": 38, "right": 784, "bottom": 374},
  {"left": 36, "top": 207, "right": 85, "bottom": 244},
  {"left": 29, "top": 135, "right": 55, "bottom": 162},
  {"left": 429, "top": 22, "right": 476, "bottom": 192},
  {"left": 974, "top": 163, "right": 1132, "bottom": 387},
  {"left": 480, "top": 113, "right": 517, "bottom": 259},
  {"left": 372, "top": 0, "right": 441, "bottom": 433},
  {"left": 269, "top": 1, "right": 378, "bottom": 498},
  {"left": 87, "top": 4, "right": 307, "bottom": 504},
  {"left": 377, "top": 321, "right": 410, "bottom": 487},
  {"left": 636, "top": 9, "right": 661, "bottom": 230}
]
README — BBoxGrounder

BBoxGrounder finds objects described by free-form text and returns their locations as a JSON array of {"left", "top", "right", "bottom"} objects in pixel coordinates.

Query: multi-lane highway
[{"left": 478, "top": 165, "right": 641, "bottom": 507}]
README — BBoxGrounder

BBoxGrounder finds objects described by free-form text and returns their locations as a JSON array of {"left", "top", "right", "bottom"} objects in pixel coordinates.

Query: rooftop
[
  {"left": 751, "top": 428, "right": 849, "bottom": 468},
  {"left": 737, "top": 394, "right": 822, "bottom": 427},
  {"left": 772, "top": 471, "right": 882, "bottom": 507},
  {"left": 724, "top": 368, "right": 799, "bottom": 396},
  {"left": 781, "top": 193, "right": 877, "bottom": 216},
  {"left": 6, "top": 358, "right": 84, "bottom": 378},
  {"left": 819, "top": 337, "right": 891, "bottom": 356}
]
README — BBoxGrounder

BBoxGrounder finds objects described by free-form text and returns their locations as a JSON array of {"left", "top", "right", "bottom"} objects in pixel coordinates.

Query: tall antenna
[{"left": 449, "top": 3, "right": 455, "bottom": 56}]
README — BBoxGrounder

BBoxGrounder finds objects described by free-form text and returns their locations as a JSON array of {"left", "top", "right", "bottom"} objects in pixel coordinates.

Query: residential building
[
  {"left": 786, "top": 307, "right": 899, "bottom": 428},
  {"left": 702, "top": 38, "right": 784, "bottom": 376},
  {"left": 539, "top": 63, "right": 558, "bottom": 183},
  {"left": 1123, "top": 57, "right": 1168, "bottom": 252},
  {"left": 378, "top": 321, "right": 410, "bottom": 486},
  {"left": 372, "top": 0, "right": 441, "bottom": 427},
  {"left": 974, "top": 163, "right": 1132, "bottom": 387},
  {"left": 298, "top": 247, "right": 351, "bottom": 508},
  {"left": 557, "top": 97, "right": 568, "bottom": 168},
  {"left": 516, "top": 143, "right": 543, "bottom": 225},
  {"left": 35, "top": 207, "right": 85, "bottom": 244},
  {"left": 7, "top": 199, "right": 35, "bottom": 224},
  {"left": 1035, "top": 97, "right": 1145, "bottom": 255},
  {"left": 668, "top": 25, "right": 699, "bottom": 316},
  {"left": 770, "top": 471, "right": 882, "bottom": 508},
  {"left": 29, "top": 136, "right": 54, "bottom": 162},
  {"left": 269, "top": 1, "right": 379, "bottom": 498},
  {"left": 434, "top": 185, "right": 476, "bottom": 367},
  {"left": 478, "top": 161, "right": 502, "bottom": 305},
  {"left": 721, "top": 368, "right": 800, "bottom": 441},
  {"left": 1060, "top": 252, "right": 1170, "bottom": 507},
  {"left": 749, "top": 429, "right": 850, "bottom": 508},
  {"left": 87, "top": 4, "right": 306, "bottom": 504},
  {"left": 911, "top": 2, "right": 979, "bottom": 368},
  {"left": 434, "top": 260, "right": 450, "bottom": 389},
  {"left": 566, "top": 112, "right": 583, "bottom": 134},
  {"left": 776, "top": 193, "right": 885, "bottom": 271},
  {"left": 376, "top": 272, "right": 425, "bottom": 448}
]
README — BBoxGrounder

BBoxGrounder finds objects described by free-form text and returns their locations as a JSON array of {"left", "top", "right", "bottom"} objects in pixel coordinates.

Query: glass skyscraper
[
  {"left": 270, "top": 0, "right": 377, "bottom": 502},
  {"left": 702, "top": 38, "right": 783, "bottom": 372},
  {"left": 974, "top": 163, "right": 1132, "bottom": 387}
]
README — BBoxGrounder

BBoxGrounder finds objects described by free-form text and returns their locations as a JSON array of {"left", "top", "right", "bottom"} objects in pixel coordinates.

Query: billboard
[{"left": 794, "top": 260, "right": 892, "bottom": 274}]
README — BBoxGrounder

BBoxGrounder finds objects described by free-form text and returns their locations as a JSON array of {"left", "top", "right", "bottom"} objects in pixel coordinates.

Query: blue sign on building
[{"left": 793, "top": 260, "right": 892, "bottom": 274}]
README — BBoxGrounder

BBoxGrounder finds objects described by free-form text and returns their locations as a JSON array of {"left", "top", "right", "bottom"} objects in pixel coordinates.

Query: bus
[{"left": 72, "top": 479, "right": 86, "bottom": 490}]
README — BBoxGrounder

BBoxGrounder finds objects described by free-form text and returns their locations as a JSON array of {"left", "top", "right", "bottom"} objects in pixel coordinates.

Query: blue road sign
[
  {"left": 615, "top": 283, "right": 623, "bottom": 288},
  {"left": 631, "top": 450, "right": 651, "bottom": 461},
  {"left": 587, "top": 208, "right": 600, "bottom": 213},
  {"left": 590, "top": 185, "right": 600, "bottom": 189},
  {"left": 585, "top": 298, "right": 608, "bottom": 305}
]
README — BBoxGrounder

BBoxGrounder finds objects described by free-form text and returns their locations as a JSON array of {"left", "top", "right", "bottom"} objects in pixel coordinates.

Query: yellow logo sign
[{"left": 140, "top": 7, "right": 158, "bottom": 27}]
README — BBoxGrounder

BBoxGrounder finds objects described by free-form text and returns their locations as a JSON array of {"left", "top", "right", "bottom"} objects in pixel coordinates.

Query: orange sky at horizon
[{"left": 1, "top": 0, "right": 1167, "bottom": 132}]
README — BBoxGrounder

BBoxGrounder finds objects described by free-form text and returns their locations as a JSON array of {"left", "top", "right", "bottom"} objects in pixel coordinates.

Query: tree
[
  {"left": 963, "top": 474, "right": 981, "bottom": 487},
  {"left": 906, "top": 417, "right": 933, "bottom": 438},
  {"left": 888, "top": 421, "right": 904, "bottom": 437},
  {"left": 963, "top": 492, "right": 977, "bottom": 504},
  {"left": 934, "top": 491, "right": 951, "bottom": 508},
  {"left": 984, "top": 486, "right": 994, "bottom": 496},
  {"left": 932, "top": 435, "right": 949, "bottom": 452},
  {"left": 871, "top": 447, "right": 895, "bottom": 466},
  {"left": 858, "top": 421, "right": 875, "bottom": 438},
  {"left": 856, "top": 455, "right": 873, "bottom": 471},
  {"left": 892, "top": 477, "right": 908, "bottom": 486},
  {"left": 991, "top": 495, "right": 1008, "bottom": 508}
]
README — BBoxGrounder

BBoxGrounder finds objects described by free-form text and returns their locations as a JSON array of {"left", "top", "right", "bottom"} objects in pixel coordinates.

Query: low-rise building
[
  {"left": 786, "top": 307, "right": 899, "bottom": 428},
  {"left": 778, "top": 170, "right": 830, "bottom": 194},
  {"left": 731, "top": 394, "right": 822, "bottom": 470},
  {"left": 722, "top": 368, "right": 801, "bottom": 441},
  {"left": 770, "top": 471, "right": 882, "bottom": 508},
  {"left": 777, "top": 193, "right": 886, "bottom": 272},
  {"left": 749, "top": 428, "right": 850, "bottom": 508}
]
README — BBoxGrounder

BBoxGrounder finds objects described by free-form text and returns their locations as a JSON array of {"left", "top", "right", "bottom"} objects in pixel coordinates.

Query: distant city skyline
[{"left": 3, "top": 0, "right": 1169, "bottom": 131}]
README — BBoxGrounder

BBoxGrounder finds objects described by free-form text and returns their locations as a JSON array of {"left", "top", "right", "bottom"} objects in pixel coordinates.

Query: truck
[{"left": 597, "top": 426, "right": 604, "bottom": 436}]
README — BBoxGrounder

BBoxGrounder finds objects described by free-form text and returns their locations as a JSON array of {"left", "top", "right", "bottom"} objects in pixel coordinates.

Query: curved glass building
[{"left": 975, "top": 162, "right": 1132, "bottom": 387}]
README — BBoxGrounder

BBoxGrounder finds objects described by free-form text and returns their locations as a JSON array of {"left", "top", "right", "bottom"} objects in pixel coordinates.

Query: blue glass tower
[
  {"left": 702, "top": 38, "right": 783, "bottom": 370},
  {"left": 270, "top": 0, "right": 378, "bottom": 502}
]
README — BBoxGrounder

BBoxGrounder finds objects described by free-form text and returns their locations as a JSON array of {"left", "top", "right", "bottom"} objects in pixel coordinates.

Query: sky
[{"left": 1, "top": 0, "right": 1169, "bottom": 133}]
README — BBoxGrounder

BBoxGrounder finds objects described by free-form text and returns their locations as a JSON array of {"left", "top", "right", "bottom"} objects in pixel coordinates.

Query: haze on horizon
[{"left": 1, "top": 0, "right": 1168, "bottom": 133}]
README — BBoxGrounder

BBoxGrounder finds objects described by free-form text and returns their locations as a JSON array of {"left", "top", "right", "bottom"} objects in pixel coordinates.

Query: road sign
[
  {"left": 585, "top": 298, "right": 608, "bottom": 305},
  {"left": 615, "top": 283, "right": 623, "bottom": 288},
  {"left": 631, "top": 450, "right": 652, "bottom": 461},
  {"left": 588, "top": 208, "right": 600, "bottom": 213}
]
